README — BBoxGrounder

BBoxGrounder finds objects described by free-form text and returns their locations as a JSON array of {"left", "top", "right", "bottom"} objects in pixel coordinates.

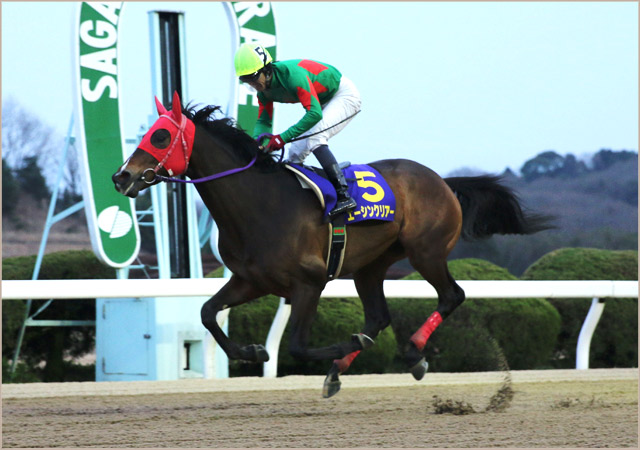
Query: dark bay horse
[{"left": 113, "top": 92, "right": 551, "bottom": 397}]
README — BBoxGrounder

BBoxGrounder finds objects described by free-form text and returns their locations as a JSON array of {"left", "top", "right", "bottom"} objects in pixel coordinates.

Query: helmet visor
[{"left": 239, "top": 70, "right": 261, "bottom": 84}]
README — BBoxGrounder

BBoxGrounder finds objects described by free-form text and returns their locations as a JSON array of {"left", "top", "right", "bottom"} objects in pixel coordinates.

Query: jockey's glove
[{"left": 266, "top": 134, "right": 285, "bottom": 152}]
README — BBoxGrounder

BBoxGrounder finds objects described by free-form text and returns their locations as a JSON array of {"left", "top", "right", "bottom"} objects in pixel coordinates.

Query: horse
[{"left": 113, "top": 91, "right": 552, "bottom": 397}]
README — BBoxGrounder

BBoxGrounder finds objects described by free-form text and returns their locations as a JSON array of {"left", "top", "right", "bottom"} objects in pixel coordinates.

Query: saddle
[{"left": 285, "top": 162, "right": 396, "bottom": 279}]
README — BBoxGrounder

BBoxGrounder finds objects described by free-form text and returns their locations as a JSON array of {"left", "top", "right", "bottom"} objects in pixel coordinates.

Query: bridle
[
  {"left": 141, "top": 114, "right": 259, "bottom": 185},
  {"left": 142, "top": 113, "right": 190, "bottom": 184}
]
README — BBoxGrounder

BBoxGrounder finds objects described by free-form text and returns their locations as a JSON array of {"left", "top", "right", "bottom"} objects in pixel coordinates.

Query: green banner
[
  {"left": 226, "top": 2, "right": 277, "bottom": 133},
  {"left": 74, "top": 2, "right": 140, "bottom": 268}
]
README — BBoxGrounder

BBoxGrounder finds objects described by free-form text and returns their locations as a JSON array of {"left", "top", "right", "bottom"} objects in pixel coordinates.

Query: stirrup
[{"left": 329, "top": 197, "right": 357, "bottom": 218}]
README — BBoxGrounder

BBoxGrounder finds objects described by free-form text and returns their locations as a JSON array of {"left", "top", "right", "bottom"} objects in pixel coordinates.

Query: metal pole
[{"left": 9, "top": 114, "right": 74, "bottom": 380}]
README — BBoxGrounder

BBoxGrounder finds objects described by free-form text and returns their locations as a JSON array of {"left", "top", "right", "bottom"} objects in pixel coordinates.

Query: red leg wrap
[
  {"left": 410, "top": 311, "right": 443, "bottom": 351},
  {"left": 333, "top": 350, "right": 361, "bottom": 373}
]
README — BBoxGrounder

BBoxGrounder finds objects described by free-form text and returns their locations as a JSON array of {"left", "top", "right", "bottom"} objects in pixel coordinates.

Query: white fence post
[
  {"left": 576, "top": 297, "right": 606, "bottom": 369},
  {"left": 263, "top": 298, "right": 291, "bottom": 378}
]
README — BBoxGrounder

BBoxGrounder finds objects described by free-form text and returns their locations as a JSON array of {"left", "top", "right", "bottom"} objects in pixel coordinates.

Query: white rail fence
[{"left": 3, "top": 279, "right": 637, "bottom": 373}]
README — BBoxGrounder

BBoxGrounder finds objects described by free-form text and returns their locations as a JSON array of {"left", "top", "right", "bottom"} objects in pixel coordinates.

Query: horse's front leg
[{"left": 201, "top": 274, "right": 269, "bottom": 362}]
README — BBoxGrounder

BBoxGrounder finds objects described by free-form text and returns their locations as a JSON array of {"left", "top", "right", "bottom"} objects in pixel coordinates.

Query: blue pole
[{"left": 9, "top": 114, "right": 75, "bottom": 380}]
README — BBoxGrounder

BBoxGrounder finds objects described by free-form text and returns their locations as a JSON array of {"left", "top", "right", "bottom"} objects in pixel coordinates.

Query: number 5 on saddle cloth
[{"left": 285, "top": 162, "right": 397, "bottom": 279}]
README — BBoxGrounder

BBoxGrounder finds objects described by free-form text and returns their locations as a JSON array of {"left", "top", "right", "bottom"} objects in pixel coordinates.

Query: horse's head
[{"left": 112, "top": 91, "right": 196, "bottom": 198}]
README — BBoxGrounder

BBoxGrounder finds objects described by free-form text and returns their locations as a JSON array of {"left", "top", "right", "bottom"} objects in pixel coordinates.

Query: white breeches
[{"left": 287, "top": 76, "right": 362, "bottom": 164}]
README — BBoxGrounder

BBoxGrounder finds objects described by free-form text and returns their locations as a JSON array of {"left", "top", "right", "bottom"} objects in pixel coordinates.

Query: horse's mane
[{"left": 182, "top": 103, "right": 281, "bottom": 171}]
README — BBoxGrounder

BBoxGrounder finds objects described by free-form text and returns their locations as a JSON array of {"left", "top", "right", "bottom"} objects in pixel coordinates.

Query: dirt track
[{"left": 2, "top": 369, "right": 638, "bottom": 448}]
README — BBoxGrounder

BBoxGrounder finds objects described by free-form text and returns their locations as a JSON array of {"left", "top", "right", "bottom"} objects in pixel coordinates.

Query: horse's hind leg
[{"left": 405, "top": 255, "right": 465, "bottom": 380}]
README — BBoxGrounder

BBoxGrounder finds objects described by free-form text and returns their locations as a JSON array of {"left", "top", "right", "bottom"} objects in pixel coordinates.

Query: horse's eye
[{"left": 150, "top": 129, "right": 171, "bottom": 149}]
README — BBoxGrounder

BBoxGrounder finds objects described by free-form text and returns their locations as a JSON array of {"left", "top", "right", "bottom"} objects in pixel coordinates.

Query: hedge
[
  {"left": 521, "top": 248, "right": 638, "bottom": 368},
  {"left": 2, "top": 249, "right": 116, "bottom": 281}
]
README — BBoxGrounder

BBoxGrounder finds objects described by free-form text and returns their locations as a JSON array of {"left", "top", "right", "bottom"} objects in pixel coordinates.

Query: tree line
[
  {"left": 2, "top": 97, "right": 81, "bottom": 217},
  {"left": 447, "top": 149, "right": 637, "bottom": 275}
]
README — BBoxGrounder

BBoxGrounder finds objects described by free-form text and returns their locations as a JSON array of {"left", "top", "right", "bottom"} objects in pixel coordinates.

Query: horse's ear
[
  {"left": 171, "top": 91, "right": 182, "bottom": 118},
  {"left": 155, "top": 96, "right": 168, "bottom": 116}
]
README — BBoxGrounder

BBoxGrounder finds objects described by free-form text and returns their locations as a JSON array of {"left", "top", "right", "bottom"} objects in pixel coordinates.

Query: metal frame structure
[
  {"left": 7, "top": 1, "right": 279, "bottom": 382},
  {"left": 7, "top": 119, "right": 149, "bottom": 380}
]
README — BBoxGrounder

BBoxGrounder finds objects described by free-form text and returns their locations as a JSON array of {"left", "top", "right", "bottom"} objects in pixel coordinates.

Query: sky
[{"left": 1, "top": 1, "right": 638, "bottom": 178}]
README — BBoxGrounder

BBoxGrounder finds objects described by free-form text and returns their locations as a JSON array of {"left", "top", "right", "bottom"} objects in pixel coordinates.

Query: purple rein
[
  {"left": 155, "top": 155, "right": 258, "bottom": 184},
  {"left": 154, "top": 141, "right": 284, "bottom": 184}
]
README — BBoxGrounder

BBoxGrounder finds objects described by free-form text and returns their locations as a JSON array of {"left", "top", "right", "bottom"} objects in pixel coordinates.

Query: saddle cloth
[{"left": 284, "top": 163, "right": 396, "bottom": 223}]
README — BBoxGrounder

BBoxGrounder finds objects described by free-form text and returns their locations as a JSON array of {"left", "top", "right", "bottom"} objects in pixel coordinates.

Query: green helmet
[{"left": 234, "top": 43, "right": 273, "bottom": 77}]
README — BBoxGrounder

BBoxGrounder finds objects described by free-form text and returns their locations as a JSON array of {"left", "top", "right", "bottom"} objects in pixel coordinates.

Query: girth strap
[{"left": 327, "top": 214, "right": 347, "bottom": 280}]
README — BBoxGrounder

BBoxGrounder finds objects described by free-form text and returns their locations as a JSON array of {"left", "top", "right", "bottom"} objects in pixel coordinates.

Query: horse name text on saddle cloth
[{"left": 285, "top": 163, "right": 396, "bottom": 223}]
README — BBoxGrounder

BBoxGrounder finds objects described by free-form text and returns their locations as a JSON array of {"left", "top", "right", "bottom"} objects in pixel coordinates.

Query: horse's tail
[{"left": 444, "top": 175, "right": 554, "bottom": 241}]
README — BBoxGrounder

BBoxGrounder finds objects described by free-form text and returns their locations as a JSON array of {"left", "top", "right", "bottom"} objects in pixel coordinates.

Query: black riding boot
[{"left": 313, "top": 145, "right": 357, "bottom": 217}]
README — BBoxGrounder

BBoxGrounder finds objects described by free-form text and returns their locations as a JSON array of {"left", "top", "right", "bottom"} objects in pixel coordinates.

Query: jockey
[{"left": 234, "top": 42, "right": 361, "bottom": 218}]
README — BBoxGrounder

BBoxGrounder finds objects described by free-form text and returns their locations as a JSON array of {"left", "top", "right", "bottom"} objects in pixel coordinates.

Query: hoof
[
  {"left": 242, "top": 344, "right": 270, "bottom": 362},
  {"left": 410, "top": 357, "right": 429, "bottom": 381},
  {"left": 323, "top": 372, "right": 341, "bottom": 398}
]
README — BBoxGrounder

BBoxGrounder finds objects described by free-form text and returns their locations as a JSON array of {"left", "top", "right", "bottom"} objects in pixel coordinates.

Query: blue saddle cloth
[{"left": 287, "top": 163, "right": 396, "bottom": 223}]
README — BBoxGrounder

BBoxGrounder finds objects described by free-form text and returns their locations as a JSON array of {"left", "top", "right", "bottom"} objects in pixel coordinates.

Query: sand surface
[{"left": 2, "top": 369, "right": 637, "bottom": 448}]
